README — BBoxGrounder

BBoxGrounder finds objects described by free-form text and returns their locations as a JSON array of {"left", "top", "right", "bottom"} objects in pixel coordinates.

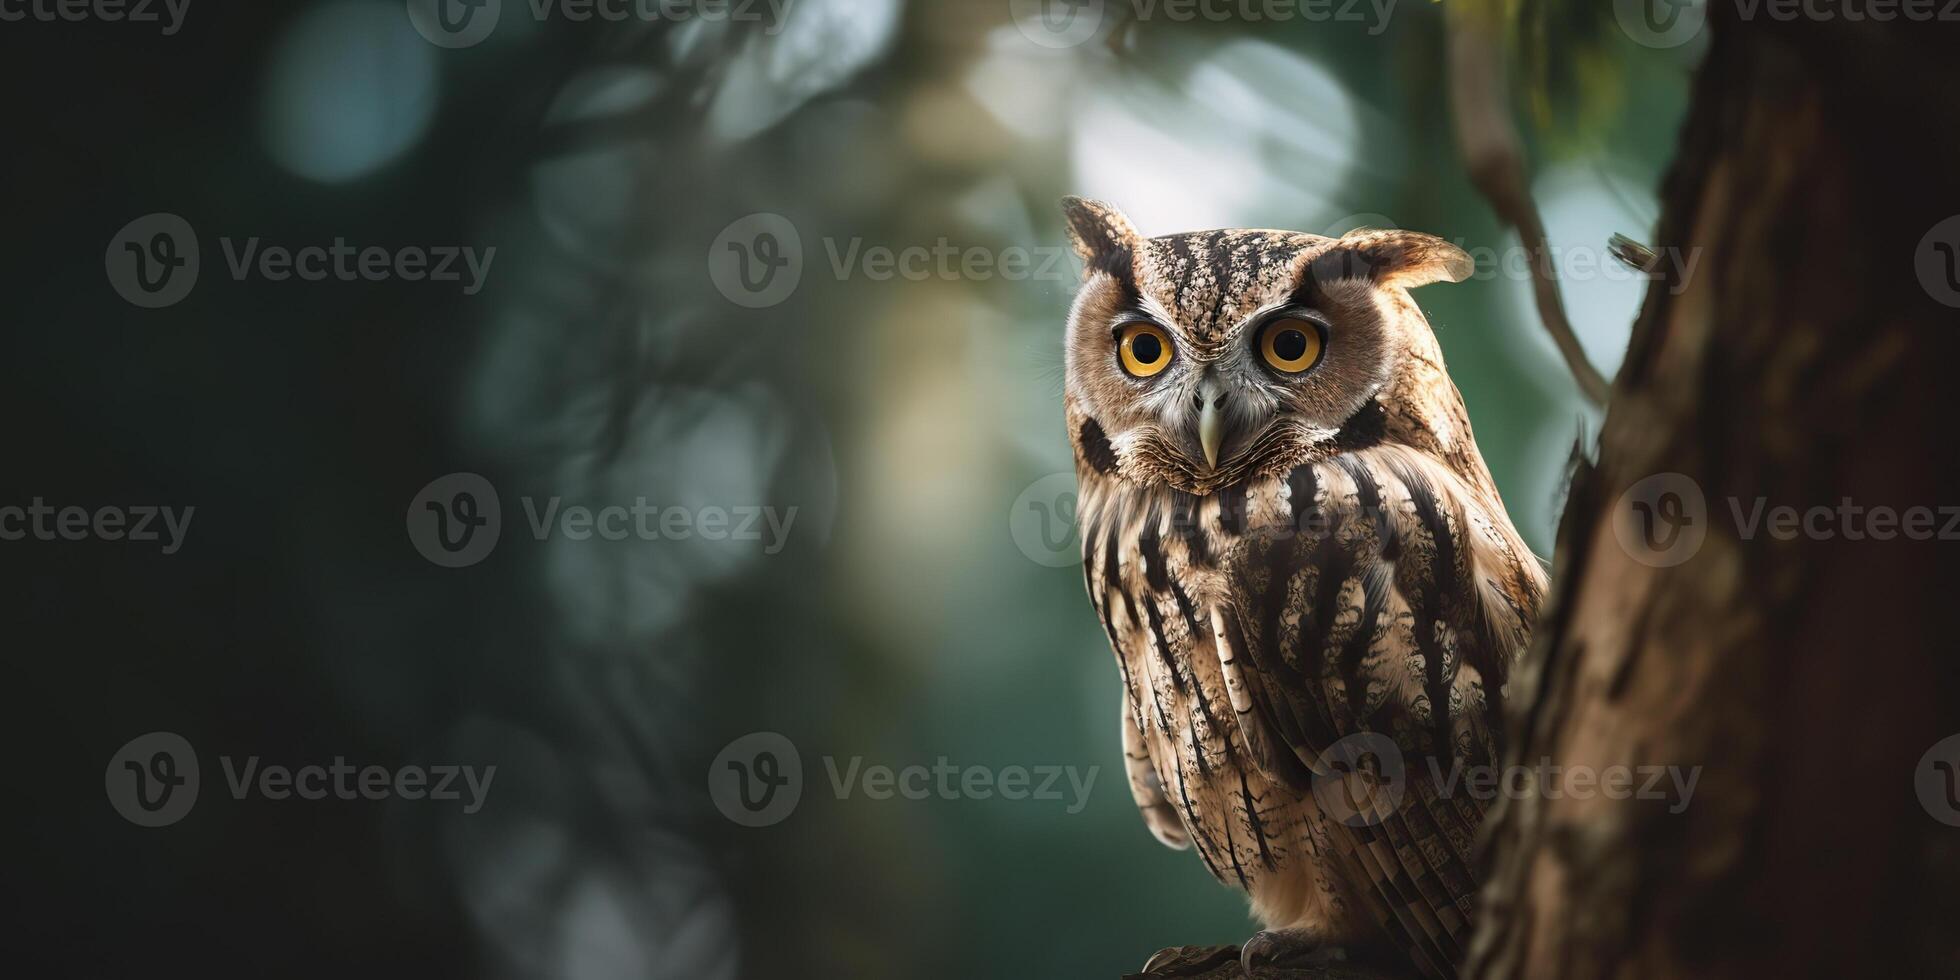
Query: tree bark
[{"left": 1470, "top": 13, "right": 1960, "bottom": 980}]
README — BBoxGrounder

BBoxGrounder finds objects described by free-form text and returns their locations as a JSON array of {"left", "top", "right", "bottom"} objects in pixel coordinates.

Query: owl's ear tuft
[
  {"left": 1325, "top": 229, "right": 1474, "bottom": 288},
  {"left": 1061, "top": 196, "right": 1142, "bottom": 278}
]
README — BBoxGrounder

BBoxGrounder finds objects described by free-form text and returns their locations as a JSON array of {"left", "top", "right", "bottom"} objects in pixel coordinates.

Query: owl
[{"left": 1059, "top": 198, "right": 1546, "bottom": 979}]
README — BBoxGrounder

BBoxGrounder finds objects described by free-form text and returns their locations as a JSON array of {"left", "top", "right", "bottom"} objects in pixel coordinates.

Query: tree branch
[
  {"left": 1444, "top": 5, "right": 1612, "bottom": 407},
  {"left": 1125, "top": 945, "right": 1415, "bottom": 980}
]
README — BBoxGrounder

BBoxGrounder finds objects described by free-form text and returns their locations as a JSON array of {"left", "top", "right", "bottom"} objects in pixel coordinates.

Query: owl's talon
[
  {"left": 1239, "top": 929, "right": 1342, "bottom": 977},
  {"left": 1138, "top": 944, "right": 1239, "bottom": 976}
]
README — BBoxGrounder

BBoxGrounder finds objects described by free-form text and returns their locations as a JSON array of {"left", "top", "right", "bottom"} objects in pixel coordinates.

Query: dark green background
[{"left": 6, "top": 2, "right": 1695, "bottom": 977}]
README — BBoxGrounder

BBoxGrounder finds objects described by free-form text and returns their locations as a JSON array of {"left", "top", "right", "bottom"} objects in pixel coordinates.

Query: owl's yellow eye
[
  {"left": 1117, "top": 322, "right": 1174, "bottom": 378},
  {"left": 1259, "top": 318, "right": 1324, "bottom": 374}
]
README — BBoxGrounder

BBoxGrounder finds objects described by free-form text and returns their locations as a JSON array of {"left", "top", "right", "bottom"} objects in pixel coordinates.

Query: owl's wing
[
  {"left": 1120, "top": 693, "right": 1191, "bottom": 850},
  {"left": 1089, "top": 522, "right": 1196, "bottom": 852},
  {"left": 1211, "top": 448, "right": 1539, "bottom": 979}
]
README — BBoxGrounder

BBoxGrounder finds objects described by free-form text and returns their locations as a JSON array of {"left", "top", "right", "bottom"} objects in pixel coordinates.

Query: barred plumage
[{"left": 1060, "top": 198, "right": 1545, "bottom": 979}]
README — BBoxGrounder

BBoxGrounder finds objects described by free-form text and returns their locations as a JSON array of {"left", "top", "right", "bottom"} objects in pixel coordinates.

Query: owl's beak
[{"left": 1197, "top": 380, "right": 1226, "bottom": 470}]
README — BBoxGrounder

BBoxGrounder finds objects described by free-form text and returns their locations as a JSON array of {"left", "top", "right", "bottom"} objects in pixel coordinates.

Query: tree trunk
[{"left": 1470, "top": 13, "right": 1960, "bottom": 980}]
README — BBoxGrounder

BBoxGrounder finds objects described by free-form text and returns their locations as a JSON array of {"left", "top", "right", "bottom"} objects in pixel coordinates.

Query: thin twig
[{"left": 1444, "top": 5, "right": 1612, "bottom": 408}]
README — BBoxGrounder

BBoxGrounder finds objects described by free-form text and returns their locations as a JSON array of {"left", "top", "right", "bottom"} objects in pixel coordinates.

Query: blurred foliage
[
  {"left": 9, "top": 2, "right": 1696, "bottom": 979},
  {"left": 1512, "top": 0, "right": 1624, "bottom": 140}
]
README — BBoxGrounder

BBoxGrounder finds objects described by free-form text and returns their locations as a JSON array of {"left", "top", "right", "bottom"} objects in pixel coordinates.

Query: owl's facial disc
[
  {"left": 1060, "top": 198, "right": 1470, "bottom": 494},
  {"left": 1184, "top": 313, "right": 1329, "bottom": 472}
]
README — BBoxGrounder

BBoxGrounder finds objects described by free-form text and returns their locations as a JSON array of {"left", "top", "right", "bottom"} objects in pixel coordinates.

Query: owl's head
[{"left": 1060, "top": 197, "right": 1474, "bottom": 496}]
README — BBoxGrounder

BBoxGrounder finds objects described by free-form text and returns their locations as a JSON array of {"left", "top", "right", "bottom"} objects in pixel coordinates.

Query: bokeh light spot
[{"left": 262, "top": 1, "right": 437, "bottom": 184}]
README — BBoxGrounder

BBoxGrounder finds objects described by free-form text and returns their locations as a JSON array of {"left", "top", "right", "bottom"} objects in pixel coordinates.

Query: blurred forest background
[{"left": 6, "top": 2, "right": 1697, "bottom": 978}]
